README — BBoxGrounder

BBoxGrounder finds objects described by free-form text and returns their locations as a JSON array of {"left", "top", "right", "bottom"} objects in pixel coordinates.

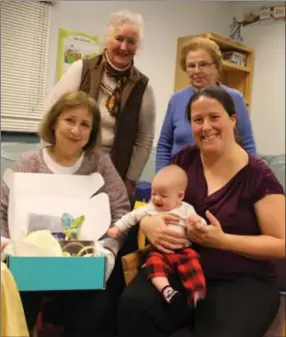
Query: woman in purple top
[
  {"left": 118, "top": 86, "right": 285, "bottom": 337},
  {"left": 156, "top": 36, "right": 256, "bottom": 172}
]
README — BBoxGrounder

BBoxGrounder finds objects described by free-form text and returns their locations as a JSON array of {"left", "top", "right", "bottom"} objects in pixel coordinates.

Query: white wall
[
  {"left": 229, "top": 1, "right": 285, "bottom": 155},
  {"left": 47, "top": 1, "right": 231, "bottom": 141},
  {"left": 244, "top": 20, "right": 285, "bottom": 155}
]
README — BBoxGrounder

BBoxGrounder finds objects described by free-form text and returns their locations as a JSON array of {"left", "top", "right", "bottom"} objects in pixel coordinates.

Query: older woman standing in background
[
  {"left": 156, "top": 36, "right": 256, "bottom": 172},
  {"left": 44, "top": 10, "right": 156, "bottom": 197}
]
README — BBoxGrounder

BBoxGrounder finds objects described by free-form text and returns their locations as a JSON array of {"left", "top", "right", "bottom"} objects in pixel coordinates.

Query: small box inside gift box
[
  {"left": 58, "top": 239, "right": 95, "bottom": 256},
  {"left": 27, "top": 214, "right": 96, "bottom": 257}
]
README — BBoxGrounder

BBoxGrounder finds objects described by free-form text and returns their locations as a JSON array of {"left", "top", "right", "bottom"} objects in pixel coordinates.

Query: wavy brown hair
[{"left": 39, "top": 91, "right": 101, "bottom": 152}]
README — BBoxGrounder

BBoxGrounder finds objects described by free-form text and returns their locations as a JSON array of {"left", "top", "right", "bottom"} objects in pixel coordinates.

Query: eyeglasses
[{"left": 186, "top": 61, "right": 215, "bottom": 71}]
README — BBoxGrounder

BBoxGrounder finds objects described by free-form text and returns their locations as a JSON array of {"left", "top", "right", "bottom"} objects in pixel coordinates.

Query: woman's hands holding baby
[
  {"left": 140, "top": 214, "right": 189, "bottom": 254},
  {"left": 186, "top": 211, "right": 228, "bottom": 249},
  {"left": 1, "top": 242, "right": 8, "bottom": 252}
]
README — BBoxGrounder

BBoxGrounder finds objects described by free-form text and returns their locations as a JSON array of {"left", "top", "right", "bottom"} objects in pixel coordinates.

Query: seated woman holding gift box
[{"left": 0, "top": 91, "right": 130, "bottom": 337}]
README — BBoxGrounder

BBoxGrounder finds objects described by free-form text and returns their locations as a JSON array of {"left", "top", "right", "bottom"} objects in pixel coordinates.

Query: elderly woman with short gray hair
[{"left": 44, "top": 10, "right": 156, "bottom": 197}]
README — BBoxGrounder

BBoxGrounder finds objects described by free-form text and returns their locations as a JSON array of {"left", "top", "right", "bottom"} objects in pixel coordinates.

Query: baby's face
[{"left": 151, "top": 179, "right": 182, "bottom": 212}]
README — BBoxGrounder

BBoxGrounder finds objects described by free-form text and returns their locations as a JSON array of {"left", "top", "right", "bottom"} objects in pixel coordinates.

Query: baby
[{"left": 108, "top": 164, "right": 206, "bottom": 308}]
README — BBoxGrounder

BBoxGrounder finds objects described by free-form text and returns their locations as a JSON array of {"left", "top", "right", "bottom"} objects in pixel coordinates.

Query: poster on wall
[{"left": 56, "top": 28, "right": 103, "bottom": 80}]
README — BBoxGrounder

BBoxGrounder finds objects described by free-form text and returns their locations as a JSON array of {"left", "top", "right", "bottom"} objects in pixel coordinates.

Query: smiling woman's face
[
  {"left": 54, "top": 106, "right": 93, "bottom": 156},
  {"left": 185, "top": 48, "right": 218, "bottom": 90},
  {"left": 190, "top": 96, "right": 236, "bottom": 155},
  {"left": 106, "top": 23, "right": 139, "bottom": 69}
]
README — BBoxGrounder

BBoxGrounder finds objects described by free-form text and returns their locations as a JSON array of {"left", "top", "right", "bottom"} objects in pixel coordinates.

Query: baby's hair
[{"left": 155, "top": 164, "right": 188, "bottom": 191}]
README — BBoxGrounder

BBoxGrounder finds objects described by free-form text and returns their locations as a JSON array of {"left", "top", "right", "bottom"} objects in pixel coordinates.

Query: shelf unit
[{"left": 174, "top": 32, "right": 254, "bottom": 108}]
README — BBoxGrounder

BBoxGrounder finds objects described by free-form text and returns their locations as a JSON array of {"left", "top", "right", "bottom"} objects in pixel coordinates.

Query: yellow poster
[{"left": 57, "top": 28, "right": 103, "bottom": 80}]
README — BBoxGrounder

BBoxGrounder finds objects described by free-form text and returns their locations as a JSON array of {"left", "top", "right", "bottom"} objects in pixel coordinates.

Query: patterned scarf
[{"left": 103, "top": 51, "right": 132, "bottom": 118}]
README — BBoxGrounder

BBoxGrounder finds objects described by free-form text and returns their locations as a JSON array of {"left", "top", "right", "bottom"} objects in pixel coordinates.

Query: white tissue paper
[{"left": 3, "top": 230, "right": 63, "bottom": 257}]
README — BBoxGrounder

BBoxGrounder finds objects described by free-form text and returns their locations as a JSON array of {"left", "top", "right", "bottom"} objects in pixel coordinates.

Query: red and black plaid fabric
[{"left": 144, "top": 248, "right": 206, "bottom": 304}]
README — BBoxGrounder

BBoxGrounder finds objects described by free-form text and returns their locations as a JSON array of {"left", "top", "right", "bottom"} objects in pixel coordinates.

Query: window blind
[{"left": 1, "top": 0, "right": 52, "bottom": 132}]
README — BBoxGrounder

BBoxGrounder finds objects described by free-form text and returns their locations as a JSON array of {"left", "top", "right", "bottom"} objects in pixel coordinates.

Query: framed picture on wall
[{"left": 56, "top": 28, "right": 103, "bottom": 80}]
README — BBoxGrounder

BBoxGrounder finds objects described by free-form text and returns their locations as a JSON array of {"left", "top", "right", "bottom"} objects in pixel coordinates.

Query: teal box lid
[{"left": 7, "top": 256, "right": 105, "bottom": 291}]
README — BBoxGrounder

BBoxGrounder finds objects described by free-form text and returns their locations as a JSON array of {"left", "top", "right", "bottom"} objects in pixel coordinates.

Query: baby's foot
[
  {"left": 161, "top": 285, "right": 183, "bottom": 306},
  {"left": 193, "top": 291, "right": 205, "bottom": 307}
]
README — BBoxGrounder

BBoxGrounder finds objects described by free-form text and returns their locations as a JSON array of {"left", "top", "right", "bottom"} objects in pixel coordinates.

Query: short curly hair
[
  {"left": 104, "top": 10, "right": 144, "bottom": 48},
  {"left": 39, "top": 91, "right": 101, "bottom": 152},
  {"left": 180, "top": 36, "right": 222, "bottom": 73}
]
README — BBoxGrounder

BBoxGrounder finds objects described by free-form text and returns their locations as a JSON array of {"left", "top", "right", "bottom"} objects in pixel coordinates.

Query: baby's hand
[
  {"left": 107, "top": 226, "right": 122, "bottom": 238},
  {"left": 186, "top": 215, "right": 207, "bottom": 230}
]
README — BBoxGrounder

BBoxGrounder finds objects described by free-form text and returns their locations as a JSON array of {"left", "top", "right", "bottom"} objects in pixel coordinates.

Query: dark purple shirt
[{"left": 172, "top": 146, "right": 284, "bottom": 280}]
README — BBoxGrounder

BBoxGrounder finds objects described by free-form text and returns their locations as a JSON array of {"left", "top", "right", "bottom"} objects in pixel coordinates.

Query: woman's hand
[
  {"left": 186, "top": 211, "right": 228, "bottom": 249},
  {"left": 1, "top": 241, "right": 9, "bottom": 262},
  {"left": 140, "top": 214, "right": 188, "bottom": 254},
  {"left": 95, "top": 241, "right": 116, "bottom": 282},
  {"left": 124, "top": 179, "right": 136, "bottom": 196},
  {"left": 1, "top": 241, "right": 8, "bottom": 252}
]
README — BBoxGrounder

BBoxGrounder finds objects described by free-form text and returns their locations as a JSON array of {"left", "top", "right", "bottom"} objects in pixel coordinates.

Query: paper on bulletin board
[{"left": 56, "top": 28, "right": 103, "bottom": 80}]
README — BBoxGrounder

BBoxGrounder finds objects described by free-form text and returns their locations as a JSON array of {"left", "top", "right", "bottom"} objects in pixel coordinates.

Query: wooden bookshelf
[{"left": 174, "top": 32, "right": 254, "bottom": 109}]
